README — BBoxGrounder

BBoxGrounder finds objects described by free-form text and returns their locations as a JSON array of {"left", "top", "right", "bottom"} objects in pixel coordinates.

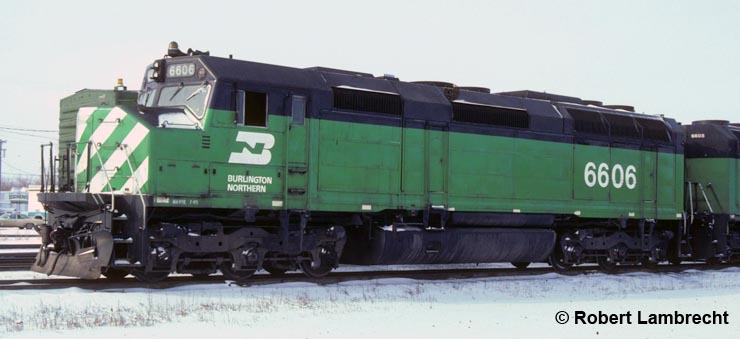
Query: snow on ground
[
  {"left": 0, "top": 267, "right": 738, "bottom": 339},
  {"left": 0, "top": 229, "right": 41, "bottom": 246},
  {"left": 0, "top": 230, "right": 40, "bottom": 254}
]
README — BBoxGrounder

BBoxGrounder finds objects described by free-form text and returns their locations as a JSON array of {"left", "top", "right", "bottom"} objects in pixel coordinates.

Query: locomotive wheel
[
  {"left": 298, "top": 247, "right": 338, "bottom": 278},
  {"left": 512, "top": 262, "right": 530, "bottom": 269},
  {"left": 299, "top": 260, "right": 333, "bottom": 278},
  {"left": 548, "top": 250, "right": 572, "bottom": 271},
  {"left": 597, "top": 257, "right": 618, "bottom": 273},
  {"left": 219, "top": 263, "right": 256, "bottom": 282},
  {"left": 102, "top": 268, "right": 129, "bottom": 280},
  {"left": 130, "top": 269, "right": 170, "bottom": 283},
  {"left": 299, "top": 248, "right": 336, "bottom": 278}
]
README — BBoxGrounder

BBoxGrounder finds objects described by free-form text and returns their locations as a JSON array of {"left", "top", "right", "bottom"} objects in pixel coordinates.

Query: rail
[{"left": 0, "top": 262, "right": 733, "bottom": 291}]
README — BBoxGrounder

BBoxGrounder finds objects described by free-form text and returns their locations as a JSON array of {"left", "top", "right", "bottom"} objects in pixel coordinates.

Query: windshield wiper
[
  {"left": 185, "top": 83, "right": 208, "bottom": 102},
  {"left": 168, "top": 83, "right": 185, "bottom": 101}
]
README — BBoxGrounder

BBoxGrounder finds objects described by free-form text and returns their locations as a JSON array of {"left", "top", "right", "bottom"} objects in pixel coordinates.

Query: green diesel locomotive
[{"left": 32, "top": 43, "right": 738, "bottom": 282}]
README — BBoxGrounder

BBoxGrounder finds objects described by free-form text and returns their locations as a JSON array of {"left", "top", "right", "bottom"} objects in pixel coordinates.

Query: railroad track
[
  {"left": 0, "top": 245, "right": 40, "bottom": 273},
  {"left": 0, "top": 252, "right": 36, "bottom": 272},
  {"left": 0, "top": 263, "right": 733, "bottom": 291}
]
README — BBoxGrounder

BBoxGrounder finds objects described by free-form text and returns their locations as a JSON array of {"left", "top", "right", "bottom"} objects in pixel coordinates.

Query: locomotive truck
[{"left": 32, "top": 42, "right": 739, "bottom": 282}]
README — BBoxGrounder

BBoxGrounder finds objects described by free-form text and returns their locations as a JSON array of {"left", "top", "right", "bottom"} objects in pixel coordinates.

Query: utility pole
[
  {"left": 0, "top": 139, "right": 5, "bottom": 191},
  {"left": 0, "top": 139, "right": 6, "bottom": 190}
]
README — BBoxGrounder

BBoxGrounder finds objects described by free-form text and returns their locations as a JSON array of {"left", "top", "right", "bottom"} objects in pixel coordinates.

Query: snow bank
[{"left": 0, "top": 268, "right": 738, "bottom": 338}]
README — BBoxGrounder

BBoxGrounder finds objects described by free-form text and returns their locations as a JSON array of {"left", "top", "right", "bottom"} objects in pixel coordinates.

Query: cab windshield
[
  {"left": 157, "top": 83, "right": 211, "bottom": 118},
  {"left": 137, "top": 83, "right": 211, "bottom": 118}
]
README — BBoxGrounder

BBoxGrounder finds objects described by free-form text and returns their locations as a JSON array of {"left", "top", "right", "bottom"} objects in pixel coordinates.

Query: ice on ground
[{"left": 0, "top": 267, "right": 738, "bottom": 339}]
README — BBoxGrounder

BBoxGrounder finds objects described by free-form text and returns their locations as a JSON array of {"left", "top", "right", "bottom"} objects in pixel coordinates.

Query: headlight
[{"left": 152, "top": 59, "right": 165, "bottom": 82}]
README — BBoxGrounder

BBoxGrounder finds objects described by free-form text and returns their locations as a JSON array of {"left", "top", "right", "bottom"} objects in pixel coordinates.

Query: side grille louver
[
  {"left": 202, "top": 135, "right": 211, "bottom": 149},
  {"left": 568, "top": 109, "right": 608, "bottom": 136},
  {"left": 636, "top": 118, "right": 671, "bottom": 142},
  {"left": 332, "top": 87, "right": 402, "bottom": 115},
  {"left": 452, "top": 103, "right": 529, "bottom": 129}
]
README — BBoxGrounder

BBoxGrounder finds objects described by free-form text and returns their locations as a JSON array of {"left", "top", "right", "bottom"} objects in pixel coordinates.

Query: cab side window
[
  {"left": 291, "top": 95, "right": 307, "bottom": 125},
  {"left": 236, "top": 91, "right": 268, "bottom": 127}
]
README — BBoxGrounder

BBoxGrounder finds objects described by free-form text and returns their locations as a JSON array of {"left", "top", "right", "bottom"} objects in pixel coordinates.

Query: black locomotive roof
[
  {"left": 194, "top": 54, "right": 680, "bottom": 148},
  {"left": 498, "top": 90, "right": 585, "bottom": 105},
  {"left": 200, "top": 56, "right": 661, "bottom": 112},
  {"left": 685, "top": 120, "right": 740, "bottom": 158},
  {"left": 202, "top": 56, "right": 329, "bottom": 91}
]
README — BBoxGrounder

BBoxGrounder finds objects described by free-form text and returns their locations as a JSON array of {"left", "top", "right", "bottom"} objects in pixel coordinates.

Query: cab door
[
  {"left": 735, "top": 158, "right": 739, "bottom": 212},
  {"left": 640, "top": 147, "right": 658, "bottom": 218},
  {"left": 426, "top": 123, "right": 448, "bottom": 208},
  {"left": 285, "top": 95, "right": 309, "bottom": 210}
]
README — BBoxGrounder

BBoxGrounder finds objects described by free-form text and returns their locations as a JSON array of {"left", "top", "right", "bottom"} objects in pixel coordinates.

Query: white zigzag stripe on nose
[
  {"left": 87, "top": 107, "right": 128, "bottom": 160},
  {"left": 74, "top": 107, "right": 96, "bottom": 177},
  {"left": 89, "top": 122, "right": 150, "bottom": 193},
  {"left": 120, "top": 157, "right": 149, "bottom": 194}
]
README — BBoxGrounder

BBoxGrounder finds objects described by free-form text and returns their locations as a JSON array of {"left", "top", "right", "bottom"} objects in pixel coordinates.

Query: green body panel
[
  {"left": 73, "top": 106, "right": 150, "bottom": 193},
  {"left": 149, "top": 110, "right": 287, "bottom": 209},
  {"left": 72, "top": 105, "right": 683, "bottom": 221},
  {"left": 59, "top": 90, "right": 137, "bottom": 186},
  {"left": 59, "top": 90, "right": 137, "bottom": 150},
  {"left": 315, "top": 119, "right": 403, "bottom": 208},
  {"left": 685, "top": 158, "right": 739, "bottom": 216}
]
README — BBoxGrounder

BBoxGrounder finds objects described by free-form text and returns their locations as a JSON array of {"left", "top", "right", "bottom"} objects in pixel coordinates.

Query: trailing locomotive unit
[
  {"left": 682, "top": 121, "right": 740, "bottom": 262},
  {"left": 34, "top": 42, "right": 687, "bottom": 282}
]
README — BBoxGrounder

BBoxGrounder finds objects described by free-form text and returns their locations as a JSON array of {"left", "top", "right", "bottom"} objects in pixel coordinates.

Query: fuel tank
[{"left": 341, "top": 226, "right": 556, "bottom": 265}]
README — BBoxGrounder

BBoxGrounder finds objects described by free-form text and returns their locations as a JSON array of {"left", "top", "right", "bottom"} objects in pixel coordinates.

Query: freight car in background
[{"left": 32, "top": 42, "right": 739, "bottom": 282}]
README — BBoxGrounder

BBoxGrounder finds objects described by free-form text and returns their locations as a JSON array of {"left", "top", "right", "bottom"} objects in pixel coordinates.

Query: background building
[{"left": 0, "top": 188, "right": 29, "bottom": 214}]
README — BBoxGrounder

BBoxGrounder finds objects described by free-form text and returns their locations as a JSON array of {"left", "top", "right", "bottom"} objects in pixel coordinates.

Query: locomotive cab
[
  {"left": 137, "top": 57, "right": 214, "bottom": 130},
  {"left": 32, "top": 43, "right": 346, "bottom": 281}
]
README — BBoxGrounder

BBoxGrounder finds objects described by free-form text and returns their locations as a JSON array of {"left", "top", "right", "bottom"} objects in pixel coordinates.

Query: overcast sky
[{"left": 0, "top": 0, "right": 738, "bottom": 177}]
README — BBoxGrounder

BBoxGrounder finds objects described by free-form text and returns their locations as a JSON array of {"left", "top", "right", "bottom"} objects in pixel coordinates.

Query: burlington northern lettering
[{"left": 226, "top": 174, "right": 273, "bottom": 192}]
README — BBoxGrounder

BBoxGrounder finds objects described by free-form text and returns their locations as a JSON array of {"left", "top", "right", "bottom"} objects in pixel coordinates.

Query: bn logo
[{"left": 228, "top": 132, "right": 275, "bottom": 165}]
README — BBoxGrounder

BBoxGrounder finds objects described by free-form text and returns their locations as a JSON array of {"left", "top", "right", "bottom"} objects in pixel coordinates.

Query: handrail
[
  {"left": 697, "top": 183, "right": 714, "bottom": 214},
  {"left": 90, "top": 142, "right": 115, "bottom": 212},
  {"left": 67, "top": 141, "right": 91, "bottom": 193},
  {"left": 67, "top": 140, "right": 147, "bottom": 228},
  {"left": 122, "top": 144, "right": 147, "bottom": 229},
  {"left": 687, "top": 181, "right": 694, "bottom": 225},
  {"left": 39, "top": 143, "right": 55, "bottom": 193},
  {"left": 73, "top": 143, "right": 78, "bottom": 191}
]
